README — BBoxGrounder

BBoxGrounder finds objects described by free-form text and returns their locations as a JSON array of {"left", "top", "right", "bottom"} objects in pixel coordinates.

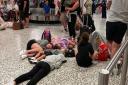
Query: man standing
[
  {"left": 106, "top": 0, "right": 128, "bottom": 58},
  {"left": 18, "top": 0, "right": 29, "bottom": 28}
]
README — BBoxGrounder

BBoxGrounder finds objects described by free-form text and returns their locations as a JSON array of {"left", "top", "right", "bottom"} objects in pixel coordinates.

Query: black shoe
[{"left": 64, "top": 28, "right": 68, "bottom": 32}]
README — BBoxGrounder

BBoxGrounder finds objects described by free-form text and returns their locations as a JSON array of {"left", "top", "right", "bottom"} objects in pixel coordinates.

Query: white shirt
[
  {"left": 107, "top": 0, "right": 128, "bottom": 23},
  {"left": 7, "top": 3, "right": 19, "bottom": 11}
]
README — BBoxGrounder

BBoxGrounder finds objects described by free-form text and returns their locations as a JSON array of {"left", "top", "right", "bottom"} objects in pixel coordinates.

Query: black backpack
[{"left": 65, "top": 48, "right": 75, "bottom": 57}]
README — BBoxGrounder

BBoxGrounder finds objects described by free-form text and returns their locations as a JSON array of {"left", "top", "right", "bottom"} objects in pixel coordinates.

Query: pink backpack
[{"left": 41, "top": 29, "right": 51, "bottom": 42}]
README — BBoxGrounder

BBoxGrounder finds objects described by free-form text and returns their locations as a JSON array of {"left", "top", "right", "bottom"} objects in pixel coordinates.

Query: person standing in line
[
  {"left": 7, "top": 0, "right": 19, "bottom": 21},
  {"left": 101, "top": 1, "right": 106, "bottom": 18},
  {"left": 65, "top": 0, "right": 80, "bottom": 39},
  {"left": 18, "top": 0, "right": 29, "bottom": 28},
  {"left": 106, "top": 0, "right": 128, "bottom": 58},
  {"left": 84, "top": 0, "right": 92, "bottom": 15}
]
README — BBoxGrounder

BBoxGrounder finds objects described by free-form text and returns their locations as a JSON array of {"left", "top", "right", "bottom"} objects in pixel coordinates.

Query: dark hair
[
  {"left": 53, "top": 44, "right": 61, "bottom": 49},
  {"left": 78, "top": 32, "right": 89, "bottom": 46},
  {"left": 26, "top": 39, "right": 37, "bottom": 50}
]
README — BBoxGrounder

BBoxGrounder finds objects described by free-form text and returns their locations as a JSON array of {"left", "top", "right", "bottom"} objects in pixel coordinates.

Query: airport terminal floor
[{"left": 0, "top": 14, "right": 122, "bottom": 85}]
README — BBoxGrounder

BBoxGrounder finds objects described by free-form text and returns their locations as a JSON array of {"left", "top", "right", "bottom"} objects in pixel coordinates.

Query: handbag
[{"left": 13, "top": 21, "right": 24, "bottom": 30}]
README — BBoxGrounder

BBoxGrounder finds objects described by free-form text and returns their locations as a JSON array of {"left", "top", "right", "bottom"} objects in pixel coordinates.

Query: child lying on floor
[
  {"left": 20, "top": 39, "right": 49, "bottom": 61},
  {"left": 7, "top": 54, "right": 67, "bottom": 85},
  {"left": 51, "top": 36, "right": 76, "bottom": 49},
  {"left": 51, "top": 37, "right": 76, "bottom": 57},
  {"left": 20, "top": 39, "right": 65, "bottom": 63}
]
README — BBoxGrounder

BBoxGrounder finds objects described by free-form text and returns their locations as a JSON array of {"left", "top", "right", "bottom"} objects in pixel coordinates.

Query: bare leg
[
  {"left": 107, "top": 41, "right": 112, "bottom": 57},
  {"left": 92, "top": 51, "right": 98, "bottom": 60},
  {"left": 25, "top": 17, "right": 29, "bottom": 28},
  {"left": 36, "top": 54, "right": 45, "bottom": 61},
  {"left": 111, "top": 41, "right": 120, "bottom": 57}
]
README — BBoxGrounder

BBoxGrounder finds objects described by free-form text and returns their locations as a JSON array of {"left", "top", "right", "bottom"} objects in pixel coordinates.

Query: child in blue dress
[{"left": 41, "top": 0, "right": 50, "bottom": 22}]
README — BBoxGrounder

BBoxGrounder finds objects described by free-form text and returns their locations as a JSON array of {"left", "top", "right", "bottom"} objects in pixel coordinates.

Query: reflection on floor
[{"left": 0, "top": 14, "right": 121, "bottom": 85}]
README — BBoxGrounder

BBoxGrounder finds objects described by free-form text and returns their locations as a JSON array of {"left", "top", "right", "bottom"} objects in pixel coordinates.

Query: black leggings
[
  {"left": 68, "top": 14, "right": 77, "bottom": 38},
  {"left": 15, "top": 61, "right": 50, "bottom": 85}
]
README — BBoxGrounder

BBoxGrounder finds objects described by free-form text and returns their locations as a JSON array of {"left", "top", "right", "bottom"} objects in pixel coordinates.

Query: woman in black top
[
  {"left": 65, "top": 0, "right": 81, "bottom": 38},
  {"left": 76, "top": 32, "right": 95, "bottom": 67}
]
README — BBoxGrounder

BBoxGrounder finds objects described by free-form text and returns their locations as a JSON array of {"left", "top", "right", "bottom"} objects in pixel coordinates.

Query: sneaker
[
  {"left": 116, "top": 60, "right": 122, "bottom": 75},
  {"left": 64, "top": 28, "right": 68, "bottom": 32},
  {"left": 19, "top": 50, "right": 26, "bottom": 56},
  {"left": 29, "top": 59, "right": 38, "bottom": 64},
  {"left": 30, "top": 57, "right": 36, "bottom": 60},
  {"left": 6, "top": 78, "right": 15, "bottom": 85},
  {"left": 21, "top": 54, "right": 27, "bottom": 60}
]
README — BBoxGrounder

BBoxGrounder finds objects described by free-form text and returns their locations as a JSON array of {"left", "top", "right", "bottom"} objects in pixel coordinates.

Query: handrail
[{"left": 105, "top": 38, "right": 128, "bottom": 71}]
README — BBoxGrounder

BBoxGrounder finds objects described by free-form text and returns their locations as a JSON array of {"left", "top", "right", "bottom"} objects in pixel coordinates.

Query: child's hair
[
  {"left": 53, "top": 44, "right": 61, "bottom": 49},
  {"left": 96, "top": 35, "right": 101, "bottom": 44},
  {"left": 46, "top": 43, "right": 53, "bottom": 49},
  {"left": 78, "top": 32, "right": 89, "bottom": 46},
  {"left": 26, "top": 39, "right": 37, "bottom": 50}
]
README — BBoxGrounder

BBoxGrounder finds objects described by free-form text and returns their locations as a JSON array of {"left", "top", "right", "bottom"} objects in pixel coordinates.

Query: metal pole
[
  {"left": 120, "top": 28, "right": 128, "bottom": 85},
  {"left": 105, "top": 39, "right": 128, "bottom": 71},
  {"left": 98, "top": 69, "right": 109, "bottom": 85}
]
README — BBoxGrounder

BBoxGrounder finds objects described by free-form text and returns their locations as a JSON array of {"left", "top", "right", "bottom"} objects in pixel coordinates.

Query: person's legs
[
  {"left": 111, "top": 41, "right": 121, "bottom": 57},
  {"left": 68, "top": 14, "right": 77, "bottom": 38},
  {"left": 27, "top": 62, "right": 51, "bottom": 85},
  {"left": 24, "top": 12, "right": 30, "bottom": 28},
  {"left": 25, "top": 17, "right": 29, "bottom": 28},
  {"left": 106, "top": 21, "right": 127, "bottom": 58},
  {"left": 60, "top": 12, "right": 68, "bottom": 32},
  {"left": 19, "top": 10, "right": 25, "bottom": 25},
  {"left": 14, "top": 62, "right": 42, "bottom": 84}
]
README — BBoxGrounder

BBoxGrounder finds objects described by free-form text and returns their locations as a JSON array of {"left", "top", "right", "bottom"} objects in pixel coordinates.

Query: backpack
[
  {"left": 65, "top": 48, "right": 75, "bottom": 57},
  {"left": 41, "top": 29, "right": 51, "bottom": 42}
]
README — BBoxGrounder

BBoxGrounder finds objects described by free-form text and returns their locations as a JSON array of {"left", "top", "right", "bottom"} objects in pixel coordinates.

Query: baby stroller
[
  {"left": 80, "top": 14, "right": 95, "bottom": 35},
  {"left": 78, "top": 14, "right": 96, "bottom": 41}
]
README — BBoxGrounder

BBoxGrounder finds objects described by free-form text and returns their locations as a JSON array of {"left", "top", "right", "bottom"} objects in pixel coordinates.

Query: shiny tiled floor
[{"left": 0, "top": 14, "right": 121, "bottom": 85}]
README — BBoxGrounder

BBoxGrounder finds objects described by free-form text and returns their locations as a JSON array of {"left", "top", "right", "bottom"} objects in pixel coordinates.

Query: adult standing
[
  {"left": 7, "top": 0, "right": 19, "bottom": 21},
  {"left": 106, "top": 0, "right": 128, "bottom": 58},
  {"left": 84, "top": 0, "right": 92, "bottom": 15},
  {"left": 101, "top": 1, "right": 106, "bottom": 18},
  {"left": 18, "top": 0, "right": 29, "bottom": 28},
  {"left": 65, "top": 0, "right": 80, "bottom": 38}
]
